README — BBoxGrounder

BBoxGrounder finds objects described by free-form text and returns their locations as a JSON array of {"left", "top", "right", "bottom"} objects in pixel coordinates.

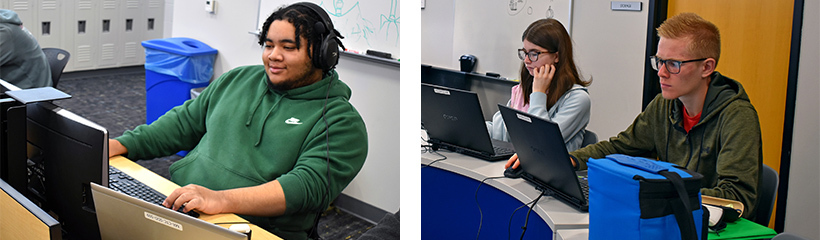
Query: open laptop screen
[
  {"left": 91, "top": 182, "right": 247, "bottom": 240},
  {"left": 498, "top": 104, "right": 588, "bottom": 211}
]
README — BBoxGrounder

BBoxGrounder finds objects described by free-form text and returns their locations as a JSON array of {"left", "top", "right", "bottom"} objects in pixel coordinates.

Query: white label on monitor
[
  {"left": 145, "top": 212, "right": 184, "bottom": 231},
  {"left": 433, "top": 88, "right": 451, "bottom": 95},
  {"left": 516, "top": 113, "right": 532, "bottom": 123}
]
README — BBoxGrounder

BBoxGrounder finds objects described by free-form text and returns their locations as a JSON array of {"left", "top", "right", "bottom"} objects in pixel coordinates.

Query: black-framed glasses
[
  {"left": 518, "top": 48, "right": 552, "bottom": 62},
  {"left": 649, "top": 56, "right": 708, "bottom": 74}
]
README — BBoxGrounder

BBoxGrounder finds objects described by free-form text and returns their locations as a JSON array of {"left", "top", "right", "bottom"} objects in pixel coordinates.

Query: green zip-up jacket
[
  {"left": 116, "top": 65, "right": 368, "bottom": 239},
  {"left": 570, "top": 72, "right": 761, "bottom": 219}
]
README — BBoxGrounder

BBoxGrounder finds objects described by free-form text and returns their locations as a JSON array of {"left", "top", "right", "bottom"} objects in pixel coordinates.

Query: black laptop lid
[
  {"left": 421, "top": 83, "right": 496, "bottom": 154},
  {"left": 498, "top": 104, "right": 587, "bottom": 207}
]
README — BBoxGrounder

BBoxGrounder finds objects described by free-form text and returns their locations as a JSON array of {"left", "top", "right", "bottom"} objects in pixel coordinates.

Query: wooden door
[{"left": 667, "top": 0, "right": 795, "bottom": 228}]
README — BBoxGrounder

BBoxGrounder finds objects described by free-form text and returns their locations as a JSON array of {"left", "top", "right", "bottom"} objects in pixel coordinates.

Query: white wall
[
  {"left": 571, "top": 1, "right": 649, "bottom": 139},
  {"left": 420, "top": 0, "right": 455, "bottom": 69},
  {"left": 784, "top": 0, "right": 820, "bottom": 238},
  {"left": 171, "top": 0, "right": 263, "bottom": 78},
  {"left": 169, "top": 0, "right": 400, "bottom": 215}
]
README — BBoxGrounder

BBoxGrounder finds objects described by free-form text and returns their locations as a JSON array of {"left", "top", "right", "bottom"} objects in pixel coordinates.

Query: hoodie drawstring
[
  {"left": 254, "top": 103, "right": 279, "bottom": 146},
  {"left": 695, "top": 128, "right": 706, "bottom": 171},
  {"left": 246, "top": 92, "right": 266, "bottom": 126}
]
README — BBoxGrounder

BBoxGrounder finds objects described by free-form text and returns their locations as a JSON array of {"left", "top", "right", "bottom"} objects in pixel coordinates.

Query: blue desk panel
[{"left": 422, "top": 166, "right": 552, "bottom": 239}]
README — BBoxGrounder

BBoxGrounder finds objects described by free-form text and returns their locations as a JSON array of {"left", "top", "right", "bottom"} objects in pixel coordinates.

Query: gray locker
[
  {"left": 119, "top": 0, "right": 143, "bottom": 66},
  {"left": 37, "top": 0, "right": 64, "bottom": 49},
  {"left": 71, "top": 0, "right": 99, "bottom": 71},
  {"left": 97, "top": 0, "right": 119, "bottom": 68}
]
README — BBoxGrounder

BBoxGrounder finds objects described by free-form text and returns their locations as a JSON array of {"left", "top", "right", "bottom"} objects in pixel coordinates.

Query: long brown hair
[{"left": 519, "top": 19, "right": 590, "bottom": 108}]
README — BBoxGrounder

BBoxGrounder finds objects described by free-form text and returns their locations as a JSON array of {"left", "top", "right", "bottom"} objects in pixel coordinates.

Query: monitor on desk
[
  {"left": 0, "top": 97, "right": 23, "bottom": 191},
  {"left": 0, "top": 79, "right": 24, "bottom": 192},
  {"left": 11, "top": 101, "right": 109, "bottom": 240},
  {"left": 422, "top": 64, "right": 471, "bottom": 91}
]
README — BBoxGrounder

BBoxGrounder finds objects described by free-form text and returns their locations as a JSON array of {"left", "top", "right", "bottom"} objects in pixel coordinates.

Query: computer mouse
[{"left": 504, "top": 167, "right": 524, "bottom": 179}]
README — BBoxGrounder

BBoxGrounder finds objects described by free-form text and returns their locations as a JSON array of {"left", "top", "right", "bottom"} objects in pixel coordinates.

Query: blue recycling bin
[{"left": 142, "top": 38, "right": 217, "bottom": 156}]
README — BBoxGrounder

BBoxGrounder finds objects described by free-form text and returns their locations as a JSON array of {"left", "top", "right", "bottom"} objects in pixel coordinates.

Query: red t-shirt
[{"left": 682, "top": 106, "right": 701, "bottom": 133}]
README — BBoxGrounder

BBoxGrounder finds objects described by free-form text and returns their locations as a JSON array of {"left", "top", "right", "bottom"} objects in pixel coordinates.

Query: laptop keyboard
[
  {"left": 493, "top": 146, "right": 516, "bottom": 156},
  {"left": 579, "top": 177, "right": 590, "bottom": 199},
  {"left": 108, "top": 166, "right": 200, "bottom": 218}
]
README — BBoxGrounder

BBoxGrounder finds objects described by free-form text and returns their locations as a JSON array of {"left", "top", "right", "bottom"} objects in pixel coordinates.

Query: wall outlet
[{"left": 205, "top": 0, "right": 216, "bottom": 13}]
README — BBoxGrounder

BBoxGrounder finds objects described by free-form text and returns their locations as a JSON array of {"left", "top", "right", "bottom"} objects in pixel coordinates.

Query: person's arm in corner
[
  {"left": 699, "top": 103, "right": 761, "bottom": 218},
  {"left": 108, "top": 139, "right": 127, "bottom": 157},
  {"left": 114, "top": 70, "right": 225, "bottom": 160}
]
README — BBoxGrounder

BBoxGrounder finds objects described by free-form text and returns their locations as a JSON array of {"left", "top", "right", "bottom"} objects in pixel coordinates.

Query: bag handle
[
  {"left": 607, "top": 154, "right": 670, "bottom": 173},
  {"left": 659, "top": 170, "right": 698, "bottom": 240}
]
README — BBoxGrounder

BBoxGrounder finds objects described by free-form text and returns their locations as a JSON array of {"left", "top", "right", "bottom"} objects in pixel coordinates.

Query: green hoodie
[
  {"left": 116, "top": 65, "right": 368, "bottom": 239},
  {"left": 570, "top": 72, "right": 761, "bottom": 219}
]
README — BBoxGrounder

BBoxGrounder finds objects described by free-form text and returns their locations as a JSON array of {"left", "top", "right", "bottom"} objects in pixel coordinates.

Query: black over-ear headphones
[{"left": 292, "top": 2, "right": 345, "bottom": 73}]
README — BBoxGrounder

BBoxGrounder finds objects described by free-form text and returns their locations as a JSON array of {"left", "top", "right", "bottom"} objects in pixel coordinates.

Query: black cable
[
  {"left": 308, "top": 74, "right": 334, "bottom": 239},
  {"left": 507, "top": 198, "right": 539, "bottom": 240},
  {"left": 475, "top": 176, "right": 507, "bottom": 240},
  {"left": 506, "top": 189, "right": 546, "bottom": 240},
  {"left": 421, "top": 136, "right": 447, "bottom": 168},
  {"left": 519, "top": 192, "right": 544, "bottom": 240},
  {"left": 421, "top": 149, "right": 447, "bottom": 168}
]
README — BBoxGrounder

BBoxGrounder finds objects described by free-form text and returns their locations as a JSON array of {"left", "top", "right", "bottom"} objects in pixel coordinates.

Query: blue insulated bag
[{"left": 588, "top": 154, "right": 705, "bottom": 240}]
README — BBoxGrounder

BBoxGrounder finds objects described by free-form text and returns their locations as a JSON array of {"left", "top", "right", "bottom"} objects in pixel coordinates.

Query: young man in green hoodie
[
  {"left": 506, "top": 12, "right": 762, "bottom": 219},
  {"left": 108, "top": 3, "right": 368, "bottom": 239},
  {"left": 0, "top": 9, "right": 52, "bottom": 88}
]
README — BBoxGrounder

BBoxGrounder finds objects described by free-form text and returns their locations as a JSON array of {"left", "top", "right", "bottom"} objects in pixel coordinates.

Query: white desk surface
[
  {"left": 421, "top": 133, "right": 591, "bottom": 231},
  {"left": 554, "top": 229, "right": 589, "bottom": 240}
]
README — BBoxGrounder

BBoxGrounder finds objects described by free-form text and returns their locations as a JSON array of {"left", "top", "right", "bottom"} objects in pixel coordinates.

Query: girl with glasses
[{"left": 487, "top": 18, "right": 592, "bottom": 160}]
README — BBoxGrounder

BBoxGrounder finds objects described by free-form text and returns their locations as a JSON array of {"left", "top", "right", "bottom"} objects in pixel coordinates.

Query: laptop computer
[
  {"left": 421, "top": 83, "right": 514, "bottom": 161},
  {"left": 90, "top": 182, "right": 247, "bottom": 240},
  {"left": 498, "top": 104, "right": 589, "bottom": 211}
]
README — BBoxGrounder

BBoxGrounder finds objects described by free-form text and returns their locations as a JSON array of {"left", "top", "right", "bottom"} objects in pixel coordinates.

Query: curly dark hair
[{"left": 258, "top": 3, "right": 344, "bottom": 75}]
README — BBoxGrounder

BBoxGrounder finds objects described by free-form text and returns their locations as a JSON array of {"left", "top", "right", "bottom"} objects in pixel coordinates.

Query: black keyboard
[
  {"left": 108, "top": 166, "right": 200, "bottom": 218},
  {"left": 493, "top": 146, "right": 516, "bottom": 155},
  {"left": 579, "top": 177, "right": 590, "bottom": 199}
]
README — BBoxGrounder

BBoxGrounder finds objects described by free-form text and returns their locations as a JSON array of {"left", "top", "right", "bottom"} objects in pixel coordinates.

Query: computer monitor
[
  {"left": 0, "top": 97, "right": 23, "bottom": 191},
  {"left": 0, "top": 80, "right": 24, "bottom": 192},
  {"left": 421, "top": 64, "right": 471, "bottom": 91},
  {"left": 0, "top": 178, "right": 61, "bottom": 240},
  {"left": 16, "top": 101, "right": 109, "bottom": 240}
]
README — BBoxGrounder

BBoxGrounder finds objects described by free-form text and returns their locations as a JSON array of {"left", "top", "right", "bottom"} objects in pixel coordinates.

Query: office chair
[
  {"left": 581, "top": 130, "right": 598, "bottom": 148},
  {"left": 772, "top": 233, "right": 810, "bottom": 240},
  {"left": 42, "top": 48, "right": 70, "bottom": 88},
  {"left": 755, "top": 164, "right": 779, "bottom": 226}
]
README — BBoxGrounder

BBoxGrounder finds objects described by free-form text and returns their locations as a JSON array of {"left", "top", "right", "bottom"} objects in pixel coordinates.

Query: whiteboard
[
  {"left": 257, "top": 0, "right": 401, "bottom": 59},
  {"left": 451, "top": 0, "right": 572, "bottom": 79}
]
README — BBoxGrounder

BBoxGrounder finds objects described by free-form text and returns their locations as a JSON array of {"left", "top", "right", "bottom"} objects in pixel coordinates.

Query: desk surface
[
  {"left": 421, "top": 150, "right": 591, "bottom": 231},
  {"left": 110, "top": 156, "right": 281, "bottom": 240}
]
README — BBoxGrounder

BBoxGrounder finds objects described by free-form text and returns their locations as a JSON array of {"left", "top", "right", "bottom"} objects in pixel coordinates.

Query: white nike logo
[{"left": 285, "top": 117, "right": 302, "bottom": 125}]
